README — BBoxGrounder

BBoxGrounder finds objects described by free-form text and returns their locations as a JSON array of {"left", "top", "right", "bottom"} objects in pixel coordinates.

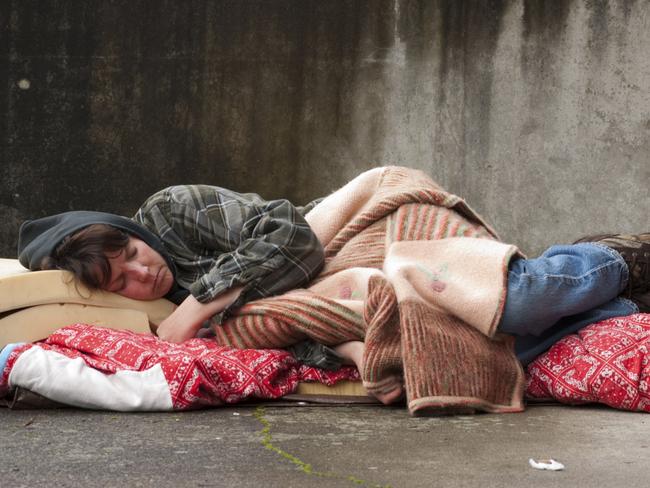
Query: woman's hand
[{"left": 155, "top": 286, "right": 244, "bottom": 343}]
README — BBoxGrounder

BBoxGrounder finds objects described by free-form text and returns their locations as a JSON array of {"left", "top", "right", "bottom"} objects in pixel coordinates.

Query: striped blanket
[{"left": 214, "top": 167, "right": 526, "bottom": 414}]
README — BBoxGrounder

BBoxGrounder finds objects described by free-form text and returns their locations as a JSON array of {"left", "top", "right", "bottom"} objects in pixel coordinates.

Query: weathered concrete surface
[
  {"left": 1, "top": 404, "right": 649, "bottom": 487},
  {"left": 2, "top": 1, "right": 649, "bottom": 256}
]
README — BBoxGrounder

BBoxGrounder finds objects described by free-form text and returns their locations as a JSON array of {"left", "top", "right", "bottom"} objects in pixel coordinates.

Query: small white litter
[{"left": 529, "top": 458, "right": 565, "bottom": 471}]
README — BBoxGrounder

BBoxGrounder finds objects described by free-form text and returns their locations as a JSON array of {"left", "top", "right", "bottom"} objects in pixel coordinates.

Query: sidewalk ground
[{"left": 1, "top": 404, "right": 647, "bottom": 487}]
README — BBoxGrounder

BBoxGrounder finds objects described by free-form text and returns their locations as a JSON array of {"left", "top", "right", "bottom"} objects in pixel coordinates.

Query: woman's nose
[{"left": 126, "top": 262, "right": 150, "bottom": 281}]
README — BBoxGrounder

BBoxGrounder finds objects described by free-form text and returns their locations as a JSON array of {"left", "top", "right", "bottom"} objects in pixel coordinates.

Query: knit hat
[{"left": 17, "top": 210, "right": 176, "bottom": 276}]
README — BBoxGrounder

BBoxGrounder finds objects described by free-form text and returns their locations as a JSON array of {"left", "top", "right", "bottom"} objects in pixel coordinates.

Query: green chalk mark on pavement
[{"left": 254, "top": 406, "right": 391, "bottom": 488}]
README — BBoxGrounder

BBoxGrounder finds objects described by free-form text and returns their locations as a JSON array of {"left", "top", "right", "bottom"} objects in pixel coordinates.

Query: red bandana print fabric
[
  {"left": 1, "top": 324, "right": 359, "bottom": 410},
  {"left": 526, "top": 313, "right": 650, "bottom": 412}
]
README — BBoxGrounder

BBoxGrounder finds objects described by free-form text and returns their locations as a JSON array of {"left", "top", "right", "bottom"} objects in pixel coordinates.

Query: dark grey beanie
[{"left": 17, "top": 210, "right": 176, "bottom": 275}]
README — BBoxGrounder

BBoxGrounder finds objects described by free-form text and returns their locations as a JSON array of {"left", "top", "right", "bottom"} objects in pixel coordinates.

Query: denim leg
[
  {"left": 499, "top": 243, "right": 631, "bottom": 336},
  {"left": 514, "top": 297, "right": 638, "bottom": 365}
]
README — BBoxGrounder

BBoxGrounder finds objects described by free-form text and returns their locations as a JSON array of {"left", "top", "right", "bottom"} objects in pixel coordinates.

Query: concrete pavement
[{"left": 1, "top": 403, "right": 648, "bottom": 487}]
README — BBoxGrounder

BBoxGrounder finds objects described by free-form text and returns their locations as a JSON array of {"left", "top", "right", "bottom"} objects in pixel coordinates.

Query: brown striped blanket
[{"left": 213, "top": 167, "right": 526, "bottom": 414}]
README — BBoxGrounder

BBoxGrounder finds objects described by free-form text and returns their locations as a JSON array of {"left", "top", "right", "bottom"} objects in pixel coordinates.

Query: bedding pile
[
  {"left": 213, "top": 167, "right": 526, "bottom": 414},
  {"left": 0, "top": 323, "right": 359, "bottom": 411},
  {"left": 4, "top": 313, "right": 650, "bottom": 412},
  {"left": 0, "top": 167, "right": 525, "bottom": 414}
]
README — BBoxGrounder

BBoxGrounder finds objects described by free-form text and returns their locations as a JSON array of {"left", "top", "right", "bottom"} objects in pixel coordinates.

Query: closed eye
[{"left": 127, "top": 247, "right": 138, "bottom": 260}]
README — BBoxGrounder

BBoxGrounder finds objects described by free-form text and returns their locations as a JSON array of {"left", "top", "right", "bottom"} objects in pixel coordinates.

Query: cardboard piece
[{"left": 294, "top": 380, "right": 370, "bottom": 398}]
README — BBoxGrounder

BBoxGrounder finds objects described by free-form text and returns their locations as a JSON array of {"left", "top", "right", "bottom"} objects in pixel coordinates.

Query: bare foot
[
  {"left": 367, "top": 376, "right": 404, "bottom": 405},
  {"left": 333, "top": 341, "right": 365, "bottom": 373},
  {"left": 334, "top": 341, "right": 404, "bottom": 405}
]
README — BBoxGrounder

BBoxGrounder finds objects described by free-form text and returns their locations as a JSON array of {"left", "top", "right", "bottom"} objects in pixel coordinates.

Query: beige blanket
[{"left": 214, "top": 167, "right": 525, "bottom": 414}]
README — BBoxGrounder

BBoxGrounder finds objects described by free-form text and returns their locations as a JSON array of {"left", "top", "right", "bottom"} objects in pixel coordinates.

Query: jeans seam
[
  {"left": 515, "top": 243, "right": 629, "bottom": 291},
  {"left": 615, "top": 296, "right": 639, "bottom": 313},
  {"left": 589, "top": 242, "right": 630, "bottom": 293},
  {"left": 589, "top": 242, "right": 623, "bottom": 260},
  {"left": 514, "top": 259, "right": 626, "bottom": 282}
]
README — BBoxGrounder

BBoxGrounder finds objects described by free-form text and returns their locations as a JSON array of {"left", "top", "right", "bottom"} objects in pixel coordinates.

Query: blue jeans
[{"left": 498, "top": 243, "right": 639, "bottom": 364}]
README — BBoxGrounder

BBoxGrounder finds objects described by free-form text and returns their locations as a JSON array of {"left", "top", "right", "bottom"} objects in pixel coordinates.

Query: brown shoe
[{"left": 574, "top": 233, "right": 650, "bottom": 312}]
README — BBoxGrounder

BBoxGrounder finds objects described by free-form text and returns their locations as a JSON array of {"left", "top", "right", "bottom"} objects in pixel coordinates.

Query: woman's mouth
[{"left": 153, "top": 268, "right": 160, "bottom": 291}]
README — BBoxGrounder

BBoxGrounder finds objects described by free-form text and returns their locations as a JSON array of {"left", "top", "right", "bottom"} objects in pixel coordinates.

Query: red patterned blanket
[
  {"left": 526, "top": 313, "right": 650, "bottom": 412},
  {"left": 0, "top": 324, "right": 358, "bottom": 411}
]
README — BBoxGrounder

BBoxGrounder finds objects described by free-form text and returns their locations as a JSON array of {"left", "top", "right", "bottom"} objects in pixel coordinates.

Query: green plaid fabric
[{"left": 133, "top": 185, "right": 324, "bottom": 306}]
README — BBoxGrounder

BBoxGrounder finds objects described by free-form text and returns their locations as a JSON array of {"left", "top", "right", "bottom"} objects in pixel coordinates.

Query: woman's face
[{"left": 103, "top": 237, "right": 174, "bottom": 300}]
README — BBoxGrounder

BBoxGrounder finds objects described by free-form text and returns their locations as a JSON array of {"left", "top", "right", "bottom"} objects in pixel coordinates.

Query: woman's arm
[
  {"left": 135, "top": 185, "right": 324, "bottom": 342},
  {"left": 188, "top": 196, "right": 324, "bottom": 306},
  {"left": 154, "top": 285, "right": 244, "bottom": 343}
]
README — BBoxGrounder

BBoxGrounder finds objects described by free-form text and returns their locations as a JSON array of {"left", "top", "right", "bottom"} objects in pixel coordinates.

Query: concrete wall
[{"left": 2, "top": 0, "right": 649, "bottom": 257}]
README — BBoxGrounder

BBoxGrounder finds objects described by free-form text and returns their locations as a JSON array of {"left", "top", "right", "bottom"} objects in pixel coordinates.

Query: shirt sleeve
[
  {"left": 190, "top": 197, "right": 325, "bottom": 304},
  {"left": 135, "top": 185, "right": 325, "bottom": 306}
]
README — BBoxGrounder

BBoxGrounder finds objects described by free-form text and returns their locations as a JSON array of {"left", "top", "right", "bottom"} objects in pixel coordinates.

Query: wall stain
[
  {"left": 520, "top": 0, "right": 572, "bottom": 140},
  {"left": 521, "top": 0, "right": 572, "bottom": 80},
  {"left": 619, "top": 0, "right": 638, "bottom": 23},
  {"left": 586, "top": 0, "right": 610, "bottom": 61},
  {"left": 522, "top": 0, "right": 572, "bottom": 42},
  {"left": 434, "top": 0, "right": 508, "bottom": 195},
  {"left": 253, "top": 406, "right": 391, "bottom": 488},
  {"left": 2, "top": 0, "right": 649, "bottom": 257}
]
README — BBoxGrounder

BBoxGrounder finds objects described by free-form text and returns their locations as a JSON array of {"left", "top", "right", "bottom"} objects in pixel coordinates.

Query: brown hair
[{"left": 40, "top": 224, "right": 130, "bottom": 290}]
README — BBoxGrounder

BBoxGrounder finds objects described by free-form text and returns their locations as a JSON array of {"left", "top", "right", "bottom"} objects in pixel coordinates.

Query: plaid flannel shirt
[{"left": 133, "top": 185, "right": 324, "bottom": 308}]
